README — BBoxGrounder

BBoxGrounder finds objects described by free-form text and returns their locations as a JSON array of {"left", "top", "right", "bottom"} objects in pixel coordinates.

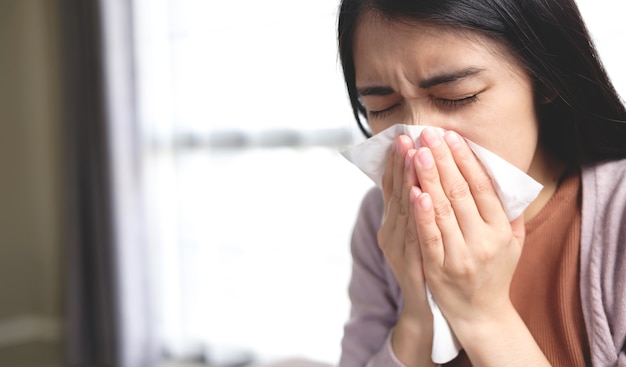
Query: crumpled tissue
[{"left": 340, "top": 124, "right": 543, "bottom": 364}]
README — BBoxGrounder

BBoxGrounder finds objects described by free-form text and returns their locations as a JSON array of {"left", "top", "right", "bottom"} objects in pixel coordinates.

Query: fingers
[
  {"left": 406, "top": 128, "right": 524, "bottom": 328},
  {"left": 382, "top": 144, "right": 395, "bottom": 203},
  {"left": 393, "top": 135, "right": 415, "bottom": 204},
  {"left": 382, "top": 128, "right": 507, "bottom": 270},
  {"left": 442, "top": 131, "right": 506, "bottom": 225},
  {"left": 382, "top": 135, "right": 415, "bottom": 204},
  {"left": 413, "top": 146, "right": 466, "bottom": 255},
  {"left": 415, "top": 128, "right": 482, "bottom": 241},
  {"left": 379, "top": 135, "right": 416, "bottom": 259},
  {"left": 410, "top": 188, "right": 444, "bottom": 268},
  {"left": 382, "top": 135, "right": 415, "bottom": 220},
  {"left": 401, "top": 149, "right": 418, "bottom": 216},
  {"left": 410, "top": 128, "right": 511, "bottom": 270},
  {"left": 404, "top": 153, "right": 422, "bottom": 265}
]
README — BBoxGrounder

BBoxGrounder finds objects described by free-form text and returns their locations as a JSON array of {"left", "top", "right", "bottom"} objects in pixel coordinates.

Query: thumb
[{"left": 510, "top": 214, "right": 526, "bottom": 248}]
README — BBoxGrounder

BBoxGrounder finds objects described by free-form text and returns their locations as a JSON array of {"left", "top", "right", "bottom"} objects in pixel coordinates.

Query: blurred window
[{"left": 132, "top": 0, "right": 373, "bottom": 364}]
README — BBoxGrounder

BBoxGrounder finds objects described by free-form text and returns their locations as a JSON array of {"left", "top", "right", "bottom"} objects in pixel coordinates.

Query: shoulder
[
  {"left": 581, "top": 159, "right": 626, "bottom": 215},
  {"left": 580, "top": 159, "right": 626, "bottom": 299},
  {"left": 579, "top": 159, "right": 626, "bottom": 365},
  {"left": 581, "top": 158, "right": 626, "bottom": 230},
  {"left": 350, "top": 186, "right": 385, "bottom": 267},
  {"left": 582, "top": 158, "right": 626, "bottom": 196},
  {"left": 354, "top": 186, "right": 384, "bottom": 233}
]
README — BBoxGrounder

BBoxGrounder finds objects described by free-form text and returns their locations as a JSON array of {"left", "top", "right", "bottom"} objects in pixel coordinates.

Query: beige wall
[{"left": 0, "top": 0, "right": 65, "bottom": 365}]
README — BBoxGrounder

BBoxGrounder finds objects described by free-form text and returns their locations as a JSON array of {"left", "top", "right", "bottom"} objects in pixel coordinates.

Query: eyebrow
[
  {"left": 357, "top": 67, "right": 485, "bottom": 97},
  {"left": 419, "top": 67, "right": 485, "bottom": 89},
  {"left": 356, "top": 86, "right": 395, "bottom": 97}
]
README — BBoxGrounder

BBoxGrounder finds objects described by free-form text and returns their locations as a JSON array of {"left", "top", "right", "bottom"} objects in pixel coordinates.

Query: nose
[
  {"left": 403, "top": 102, "right": 424, "bottom": 126},
  {"left": 407, "top": 111, "right": 422, "bottom": 126},
  {"left": 402, "top": 100, "right": 449, "bottom": 131}
]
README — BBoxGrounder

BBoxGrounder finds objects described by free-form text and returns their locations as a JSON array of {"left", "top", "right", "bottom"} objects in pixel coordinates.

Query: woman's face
[{"left": 353, "top": 14, "right": 540, "bottom": 174}]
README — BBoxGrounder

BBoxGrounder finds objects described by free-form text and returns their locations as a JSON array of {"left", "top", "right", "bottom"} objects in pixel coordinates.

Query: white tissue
[{"left": 340, "top": 124, "right": 543, "bottom": 363}]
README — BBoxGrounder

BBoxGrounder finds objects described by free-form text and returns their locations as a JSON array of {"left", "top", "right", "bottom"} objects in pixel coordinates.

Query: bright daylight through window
[{"left": 132, "top": 0, "right": 372, "bottom": 364}]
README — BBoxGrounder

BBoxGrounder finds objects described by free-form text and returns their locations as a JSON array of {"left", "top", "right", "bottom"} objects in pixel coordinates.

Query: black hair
[{"left": 337, "top": 0, "right": 626, "bottom": 165}]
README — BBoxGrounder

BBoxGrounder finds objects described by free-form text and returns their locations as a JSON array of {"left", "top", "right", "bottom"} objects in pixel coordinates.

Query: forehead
[{"left": 353, "top": 12, "right": 519, "bottom": 82}]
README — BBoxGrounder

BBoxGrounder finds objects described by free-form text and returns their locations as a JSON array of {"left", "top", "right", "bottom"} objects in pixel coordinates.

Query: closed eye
[
  {"left": 433, "top": 95, "right": 478, "bottom": 110},
  {"left": 368, "top": 103, "right": 401, "bottom": 119}
]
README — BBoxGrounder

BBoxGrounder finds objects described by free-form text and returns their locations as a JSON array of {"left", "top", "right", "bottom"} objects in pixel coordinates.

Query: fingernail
[
  {"left": 444, "top": 131, "right": 463, "bottom": 149},
  {"left": 410, "top": 186, "right": 422, "bottom": 203},
  {"left": 417, "top": 148, "right": 434, "bottom": 168},
  {"left": 419, "top": 193, "right": 432, "bottom": 211},
  {"left": 422, "top": 128, "right": 441, "bottom": 147}
]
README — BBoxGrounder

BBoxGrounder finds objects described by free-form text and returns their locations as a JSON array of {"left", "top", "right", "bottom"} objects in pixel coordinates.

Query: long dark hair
[{"left": 337, "top": 0, "right": 626, "bottom": 165}]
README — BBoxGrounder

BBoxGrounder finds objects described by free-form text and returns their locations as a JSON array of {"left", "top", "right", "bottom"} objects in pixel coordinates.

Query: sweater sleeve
[
  {"left": 339, "top": 188, "right": 407, "bottom": 367},
  {"left": 580, "top": 160, "right": 626, "bottom": 366}
]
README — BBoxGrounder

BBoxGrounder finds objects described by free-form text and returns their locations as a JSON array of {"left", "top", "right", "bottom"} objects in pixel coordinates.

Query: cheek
[
  {"left": 495, "top": 128, "right": 539, "bottom": 173},
  {"left": 369, "top": 121, "right": 394, "bottom": 135},
  {"left": 461, "top": 103, "right": 539, "bottom": 173},
  {"left": 369, "top": 114, "right": 407, "bottom": 135}
]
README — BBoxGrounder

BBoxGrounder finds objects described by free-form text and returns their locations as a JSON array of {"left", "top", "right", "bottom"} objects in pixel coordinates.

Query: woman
[{"left": 337, "top": 0, "right": 626, "bottom": 366}]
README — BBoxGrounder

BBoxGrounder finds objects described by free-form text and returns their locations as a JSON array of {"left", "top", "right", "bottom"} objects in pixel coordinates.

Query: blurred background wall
[{"left": 0, "top": 0, "right": 65, "bottom": 366}]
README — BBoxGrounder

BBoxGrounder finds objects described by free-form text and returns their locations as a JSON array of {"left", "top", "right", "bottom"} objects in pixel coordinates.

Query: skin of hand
[
  {"left": 407, "top": 127, "right": 550, "bottom": 366},
  {"left": 411, "top": 127, "right": 522, "bottom": 326},
  {"left": 378, "top": 134, "right": 436, "bottom": 367}
]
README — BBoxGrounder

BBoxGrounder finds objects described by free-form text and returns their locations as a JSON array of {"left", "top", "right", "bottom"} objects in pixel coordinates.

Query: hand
[
  {"left": 410, "top": 128, "right": 536, "bottom": 362},
  {"left": 378, "top": 135, "right": 435, "bottom": 366}
]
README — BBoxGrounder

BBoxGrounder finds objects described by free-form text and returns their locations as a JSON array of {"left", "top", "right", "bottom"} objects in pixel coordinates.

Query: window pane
[
  {"left": 168, "top": 0, "right": 357, "bottom": 134},
  {"left": 133, "top": 0, "right": 373, "bottom": 364}
]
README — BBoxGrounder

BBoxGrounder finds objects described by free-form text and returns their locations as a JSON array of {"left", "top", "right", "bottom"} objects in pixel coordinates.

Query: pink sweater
[{"left": 339, "top": 159, "right": 626, "bottom": 367}]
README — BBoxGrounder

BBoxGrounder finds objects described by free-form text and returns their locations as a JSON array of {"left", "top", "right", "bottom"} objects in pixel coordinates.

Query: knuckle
[
  {"left": 489, "top": 223, "right": 509, "bottom": 240},
  {"left": 451, "top": 257, "right": 472, "bottom": 277},
  {"left": 475, "top": 246, "right": 495, "bottom": 263},
  {"left": 433, "top": 200, "right": 454, "bottom": 221},
  {"left": 446, "top": 179, "right": 471, "bottom": 202},
  {"left": 398, "top": 202, "right": 409, "bottom": 218},
  {"left": 387, "top": 191, "right": 409, "bottom": 219},
  {"left": 390, "top": 189, "right": 402, "bottom": 203},
  {"left": 472, "top": 175, "right": 494, "bottom": 195},
  {"left": 405, "top": 226, "right": 417, "bottom": 244},
  {"left": 421, "top": 232, "right": 442, "bottom": 249}
]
